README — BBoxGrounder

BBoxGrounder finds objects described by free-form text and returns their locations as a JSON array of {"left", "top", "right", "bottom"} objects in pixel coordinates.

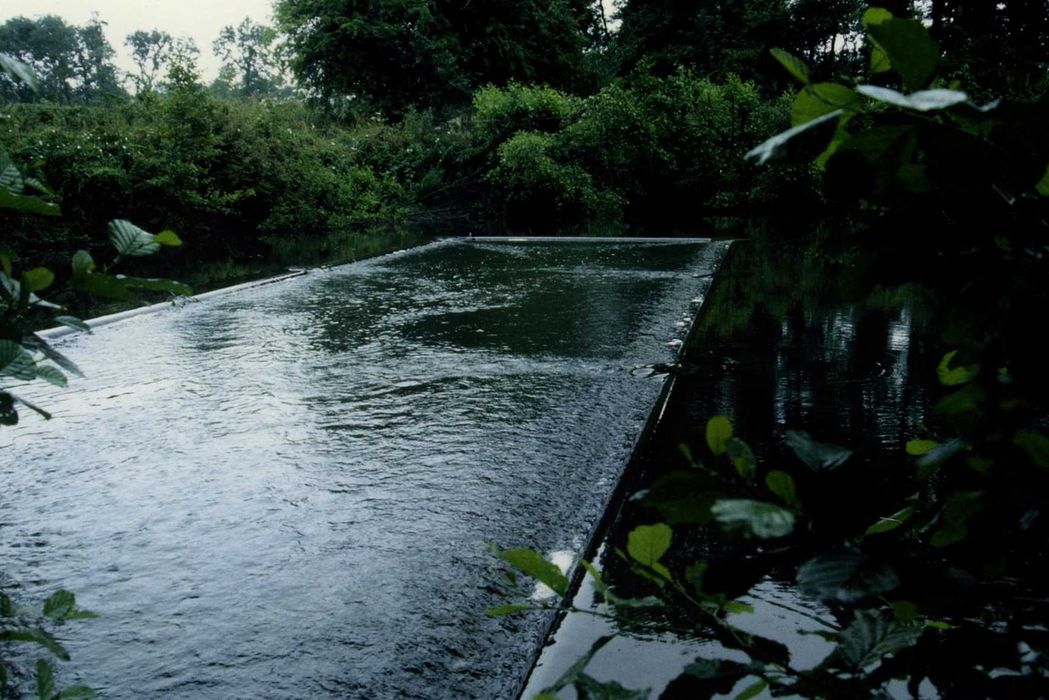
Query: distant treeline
[{"left": 2, "top": 1, "right": 1047, "bottom": 270}]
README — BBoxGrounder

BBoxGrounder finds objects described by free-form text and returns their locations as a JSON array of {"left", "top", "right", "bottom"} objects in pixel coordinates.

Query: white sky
[
  {"left": 0, "top": 0, "right": 275, "bottom": 81},
  {"left": 2, "top": 1, "right": 620, "bottom": 85}
]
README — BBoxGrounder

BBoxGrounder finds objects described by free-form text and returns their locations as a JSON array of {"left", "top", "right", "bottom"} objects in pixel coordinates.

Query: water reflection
[{"left": 524, "top": 230, "right": 938, "bottom": 698}]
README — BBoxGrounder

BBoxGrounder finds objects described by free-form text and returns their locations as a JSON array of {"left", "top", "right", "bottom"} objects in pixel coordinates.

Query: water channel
[{"left": 1, "top": 238, "right": 729, "bottom": 698}]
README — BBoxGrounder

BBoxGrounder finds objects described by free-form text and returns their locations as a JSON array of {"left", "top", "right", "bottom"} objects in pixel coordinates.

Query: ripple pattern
[{"left": 0, "top": 239, "right": 728, "bottom": 698}]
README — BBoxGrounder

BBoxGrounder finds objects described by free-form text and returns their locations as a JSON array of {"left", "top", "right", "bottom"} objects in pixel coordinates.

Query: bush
[
  {"left": 1, "top": 93, "right": 410, "bottom": 275},
  {"left": 487, "top": 131, "right": 622, "bottom": 226},
  {"left": 473, "top": 83, "right": 582, "bottom": 149},
  {"left": 476, "top": 73, "right": 817, "bottom": 228}
]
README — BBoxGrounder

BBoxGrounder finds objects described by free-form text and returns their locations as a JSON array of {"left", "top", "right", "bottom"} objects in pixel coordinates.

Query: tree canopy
[
  {"left": 609, "top": 0, "right": 865, "bottom": 89},
  {"left": 212, "top": 18, "right": 286, "bottom": 98},
  {"left": 274, "top": 0, "right": 601, "bottom": 118},
  {"left": 0, "top": 15, "right": 121, "bottom": 103}
]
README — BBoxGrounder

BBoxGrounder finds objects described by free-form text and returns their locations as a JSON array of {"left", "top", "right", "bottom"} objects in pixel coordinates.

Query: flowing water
[{"left": 1, "top": 238, "right": 728, "bottom": 699}]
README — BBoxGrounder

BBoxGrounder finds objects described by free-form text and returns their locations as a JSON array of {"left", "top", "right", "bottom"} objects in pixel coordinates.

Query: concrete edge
[
  {"left": 38, "top": 237, "right": 714, "bottom": 342},
  {"left": 37, "top": 237, "right": 459, "bottom": 342},
  {"left": 513, "top": 238, "right": 735, "bottom": 699}
]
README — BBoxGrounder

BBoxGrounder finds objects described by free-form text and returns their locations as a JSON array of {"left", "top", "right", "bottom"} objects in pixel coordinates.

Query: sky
[{"left": 0, "top": 0, "right": 276, "bottom": 81}]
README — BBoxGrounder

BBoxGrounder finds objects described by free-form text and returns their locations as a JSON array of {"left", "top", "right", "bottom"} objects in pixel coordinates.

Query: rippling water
[{"left": 1, "top": 238, "right": 728, "bottom": 699}]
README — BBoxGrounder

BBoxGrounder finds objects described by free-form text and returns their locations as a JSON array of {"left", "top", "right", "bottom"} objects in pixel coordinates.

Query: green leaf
[
  {"left": 497, "top": 549, "right": 569, "bottom": 596},
  {"left": 72, "top": 250, "right": 95, "bottom": 278},
  {"left": 793, "top": 83, "right": 859, "bottom": 126},
  {"left": 0, "top": 630, "right": 70, "bottom": 660},
  {"left": 0, "top": 391, "right": 17, "bottom": 425},
  {"left": 797, "top": 553, "right": 900, "bottom": 602},
  {"left": 153, "top": 230, "right": 183, "bottom": 247},
  {"left": 906, "top": 439, "right": 939, "bottom": 456},
  {"left": 644, "top": 471, "right": 716, "bottom": 524},
  {"left": 712, "top": 499, "right": 795, "bottom": 539},
  {"left": 0, "top": 148, "right": 24, "bottom": 194},
  {"left": 865, "top": 16, "right": 940, "bottom": 91},
  {"left": 10, "top": 393, "right": 51, "bottom": 420},
  {"left": 1014, "top": 430, "right": 1049, "bottom": 470},
  {"left": 23, "top": 177, "right": 54, "bottom": 197},
  {"left": 53, "top": 686, "right": 96, "bottom": 699},
  {"left": 485, "top": 604, "right": 532, "bottom": 617},
  {"left": 34, "top": 365, "right": 68, "bottom": 388},
  {"left": 937, "top": 351, "right": 978, "bottom": 386},
  {"left": 0, "top": 339, "right": 37, "bottom": 380},
  {"left": 856, "top": 86, "right": 968, "bottom": 112},
  {"left": 862, "top": 7, "right": 894, "bottom": 26},
  {"left": 73, "top": 271, "right": 135, "bottom": 301},
  {"left": 865, "top": 506, "right": 915, "bottom": 536},
  {"left": 746, "top": 110, "right": 842, "bottom": 166},
  {"left": 706, "top": 416, "right": 733, "bottom": 455},
  {"left": 627, "top": 524, "right": 672, "bottom": 579},
  {"left": 785, "top": 430, "right": 852, "bottom": 471},
  {"left": 25, "top": 336, "right": 83, "bottom": 377},
  {"left": 736, "top": 680, "right": 768, "bottom": 700},
  {"left": 0, "top": 53, "right": 40, "bottom": 91},
  {"left": 22, "top": 268, "right": 55, "bottom": 293},
  {"left": 116, "top": 275, "right": 193, "bottom": 296},
  {"left": 36, "top": 659, "right": 55, "bottom": 700},
  {"left": 870, "top": 45, "right": 891, "bottom": 74},
  {"left": 934, "top": 385, "right": 982, "bottom": 417},
  {"left": 765, "top": 470, "right": 797, "bottom": 507},
  {"left": 580, "top": 559, "right": 609, "bottom": 600},
  {"left": 725, "top": 438, "right": 756, "bottom": 480},
  {"left": 1036, "top": 164, "right": 1049, "bottom": 196},
  {"left": 930, "top": 491, "right": 983, "bottom": 547},
  {"left": 891, "top": 600, "right": 919, "bottom": 626},
  {"left": 833, "top": 610, "right": 923, "bottom": 671},
  {"left": 108, "top": 219, "right": 161, "bottom": 257},
  {"left": 53, "top": 316, "right": 91, "bottom": 334},
  {"left": 0, "top": 189, "right": 61, "bottom": 217},
  {"left": 916, "top": 438, "right": 966, "bottom": 477},
  {"left": 43, "top": 591, "right": 72, "bottom": 618},
  {"left": 770, "top": 48, "right": 809, "bottom": 85}
]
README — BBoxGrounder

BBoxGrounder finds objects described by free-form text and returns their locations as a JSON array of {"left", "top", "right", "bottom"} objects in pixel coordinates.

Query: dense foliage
[
  {"left": 275, "top": 0, "right": 604, "bottom": 119},
  {"left": 476, "top": 74, "right": 813, "bottom": 227},
  {"left": 491, "top": 8, "right": 1049, "bottom": 699}
]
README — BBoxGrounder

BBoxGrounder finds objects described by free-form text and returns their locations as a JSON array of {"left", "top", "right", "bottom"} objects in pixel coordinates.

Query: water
[
  {"left": 522, "top": 231, "right": 940, "bottom": 699},
  {"left": 0, "top": 238, "right": 728, "bottom": 699}
]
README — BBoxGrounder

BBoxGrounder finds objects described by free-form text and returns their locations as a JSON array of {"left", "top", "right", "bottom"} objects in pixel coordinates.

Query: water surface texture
[{"left": 1, "top": 238, "right": 727, "bottom": 699}]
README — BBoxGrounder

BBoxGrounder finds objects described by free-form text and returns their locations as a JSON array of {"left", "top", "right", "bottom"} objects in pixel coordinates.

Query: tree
[
  {"left": 921, "top": 0, "right": 1049, "bottom": 97},
  {"left": 125, "top": 29, "right": 174, "bottom": 95},
  {"left": 274, "top": 0, "right": 600, "bottom": 118},
  {"left": 163, "top": 38, "right": 203, "bottom": 92},
  {"left": 608, "top": 0, "right": 863, "bottom": 88},
  {"left": 0, "top": 15, "right": 121, "bottom": 103},
  {"left": 212, "top": 18, "right": 285, "bottom": 98}
]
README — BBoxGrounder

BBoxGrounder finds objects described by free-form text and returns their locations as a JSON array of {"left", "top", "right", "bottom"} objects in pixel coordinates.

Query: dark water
[
  {"left": 0, "top": 238, "right": 728, "bottom": 699},
  {"left": 524, "top": 232, "right": 938, "bottom": 698}
]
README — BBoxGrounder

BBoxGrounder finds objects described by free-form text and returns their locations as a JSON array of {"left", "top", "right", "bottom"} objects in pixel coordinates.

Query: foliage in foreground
[
  {"left": 490, "top": 8, "right": 1049, "bottom": 698},
  {"left": 1, "top": 54, "right": 189, "bottom": 697}
]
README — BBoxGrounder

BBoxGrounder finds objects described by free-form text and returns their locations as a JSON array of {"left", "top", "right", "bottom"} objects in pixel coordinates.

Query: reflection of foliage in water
[{"left": 492, "top": 8, "right": 1049, "bottom": 698}]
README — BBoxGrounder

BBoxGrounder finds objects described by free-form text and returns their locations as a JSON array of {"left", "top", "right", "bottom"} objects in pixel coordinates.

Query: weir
[{"left": 1, "top": 238, "right": 728, "bottom": 698}]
